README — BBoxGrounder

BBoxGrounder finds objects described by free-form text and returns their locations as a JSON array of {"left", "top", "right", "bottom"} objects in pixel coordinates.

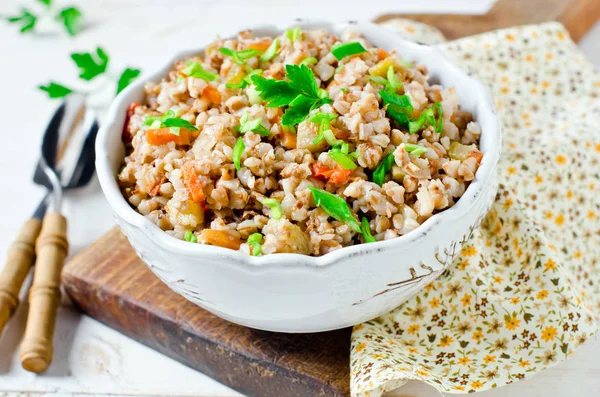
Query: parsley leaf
[
  {"left": 37, "top": 0, "right": 52, "bottom": 7},
  {"left": 71, "top": 47, "right": 110, "bottom": 81},
  {"left": 7, "top": 9, "right": 37, "bottom": 33},
  {"left": 252, "top": 64, "right": 332, "bottom": 126},
  {"left": 286, "top": 64, "right": 319, "bottom": 97},
  {"left": 39, "top": 82, "right": 73, "bottom": 98},
  {"left": 56, "top": 7, "right": 82, "bottom": 37},
  {"left": 116, "top": 68, "right": 141, "bottom": 94},
  {"left": 252, "top": 76, "right": 298, "bottom": 107}
]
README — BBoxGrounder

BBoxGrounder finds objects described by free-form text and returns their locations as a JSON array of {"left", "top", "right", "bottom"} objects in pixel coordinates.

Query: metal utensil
[{"left": 0, "top": 95, "right": 98, "bottom": 373}]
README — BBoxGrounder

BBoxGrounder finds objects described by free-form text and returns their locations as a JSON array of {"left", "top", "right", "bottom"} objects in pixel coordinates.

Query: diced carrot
[
  {"left": 122, "top": 102, "right": 141, "bottom": 144},
  {"left": 328, "top": 167, "right": 353, "bottom": 184},
  {"left": 312, "top": 163, "right": 335, "bottom": 180},
  {"left": 281, "top": 129, "right": 297, "bottom": 149},
  {"left": 146, "top": 128, "right": 192, "bottom": 146},
  {"left": 248, "top": 40, "right": 271, "bottom": 52},
  {"left": 378, "top": 48, "right": 389, "bottom": 61},
  {"left": 469, "top": 149, "right": 484, "bottom": 164},
  {"left": 149, "top": 176, "right": 166, "bottom": 197},
  {"left": 181, "top": 162, "right": 206, "bottom": 208},
  {"left": 200, "top": 229, "right": 243, "bottom": 250},
  {"left": 203, "top": 84, "right": 222, "bottom": 104},
  {"left": 311, "top": 163, "right": 353, "bottom": 184}
]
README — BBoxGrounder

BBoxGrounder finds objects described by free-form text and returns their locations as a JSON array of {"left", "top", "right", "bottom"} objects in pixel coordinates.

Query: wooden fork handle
[
  {"left": 0, "top": 218, "right": 42, "bottom": 336},
  {"left": 20, "top": 213, "right": 68, "bottom": 373}
]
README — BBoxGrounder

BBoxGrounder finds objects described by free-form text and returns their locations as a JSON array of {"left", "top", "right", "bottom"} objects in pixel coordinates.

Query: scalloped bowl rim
[{"left": 96, "top": 19, "right": 501, "bottom": 270}]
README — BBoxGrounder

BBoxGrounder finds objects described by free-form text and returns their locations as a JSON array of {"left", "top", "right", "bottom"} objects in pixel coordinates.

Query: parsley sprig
[
  {"left": 5, "top": 0, "right": 83, "bottom": 36},
  {"left": 252, "top": 64, "right": 332, "bottom": 126},
  {"left": 39, "top": 47, "right": 142, "bottom": 98}
]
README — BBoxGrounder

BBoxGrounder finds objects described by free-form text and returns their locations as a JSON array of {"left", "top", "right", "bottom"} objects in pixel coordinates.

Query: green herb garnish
[
  {"left": 71, "top": 47, "right": 109, "bottom": 81},
  {"left": 408, "top": 102, "right": 443, "bottom": 134},
  {"left": 261, "top": 198, "right": 282, "bottom": 220},
  {"left": 331, "top": 42, "right": 367, "bottom": 60},
  {"left": 219, "top": 47, "right": 262, "bottom": 65},
  {"left": 182, "top": 61, "right": 218, "bottom": 81},
  {"left": 247, "top": 233, "right": 263, "bottom": 256},
  {"left": 403, "top": 143, "right": 428, "bottom": 155},
  {"left": 56, "top": 7, "right": 82, "bottom": 37},
  {"left": 309, "top": 187, "right": 360, "bottom": 233},
  {"left": 252, "top": 64, "right": 332, "bottom": 126},
  {"left": 39, "top": 82, "right": 73, "bottom": 98},
  {"left": 116, "top": 68, "right": 141, "bottom": 94},
  {"left": 329, "top": 148, "right": 357, "bottom": 170},
  {"left": 260, "top": 38, "right": 279, "bottom": 62},
  {"left": 379, "top": 90, "right": 413, "bottom": 125},
  {"left": 300, "top": 57, "right": 318, "bottom": 66},
  {"left": 361, "top": 217, "right": 376, "bottom": 243},
  {"left": 184, "top": 231, "right": 197, "bottom": 243},
  {"left": 7, "top": 8, "right": 37, "bottom": 33},
  {"left": 372, "top": 152, "right": 395, "bottom": 186},
  {"left": 233, "top": 137, "right": 245, "bottom": 171},
  {"left": 237, "top": 112, "right": 270, "bottom": 136},
  {"left": 309, "top": 112, "right": 338, "bottom": 145},
  {"left": 144, "top": 110, "right": 198, "bottom": 135},
  {"left": 285, "top": 27, "right": 301, "bottom": 42}
]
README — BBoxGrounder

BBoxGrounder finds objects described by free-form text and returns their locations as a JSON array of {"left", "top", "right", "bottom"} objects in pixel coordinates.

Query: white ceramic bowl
[{"left": 96, "top": 20, "right": 501, "bottom": 333}]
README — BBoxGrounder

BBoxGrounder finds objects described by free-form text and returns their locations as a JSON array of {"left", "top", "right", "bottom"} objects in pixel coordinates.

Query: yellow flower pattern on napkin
[{"left": 350, "top": 22, "right": 600, "bottom": 396}]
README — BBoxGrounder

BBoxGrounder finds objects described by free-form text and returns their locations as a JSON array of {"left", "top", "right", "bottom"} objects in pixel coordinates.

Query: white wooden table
[{"left": 1, "top": 1, "right": 599, "bottom": 396}]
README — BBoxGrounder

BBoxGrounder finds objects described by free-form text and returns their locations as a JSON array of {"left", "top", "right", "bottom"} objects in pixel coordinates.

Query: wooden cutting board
[{"left": 62, "top": 2, "right": 599, "bottom": 396}]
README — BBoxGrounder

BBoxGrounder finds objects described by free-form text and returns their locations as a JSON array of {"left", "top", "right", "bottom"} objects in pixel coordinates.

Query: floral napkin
[{"left": 350, "top": 21, "right": 600, "bottom": 396}]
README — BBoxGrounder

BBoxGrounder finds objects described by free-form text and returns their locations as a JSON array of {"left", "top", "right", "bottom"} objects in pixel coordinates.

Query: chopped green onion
[
  {"left": 233, "top": 137, "right": 245, "bottom": 171},
  {"left": 261, "top": 198, "right": 282, "bottom": 220},
  {"left": 331, "top": 42, "right": 367, "bottom": 60},
  {"left": 243, "top": 69, "right": 263, "bottom": 84},
  {"left": 408, "top": 102, "right": 442, "bottom": 134},
  {"left": 340, "top": 142, "right": 349, "bottom": 154},
  {"left": 380, "top": 90, "right": 413, "bottom": 125},
  {"left": 386, "top": 65, "right": 403, "bottom": 92},
  {"left": 285, "top": 27, "right": 301, "bottom": 42},
  {"left": 260, "top": 38, "right": 279, "bottom": 62},
  {"left": 308, "top": 187, "right": 360, "bottom": 233},
  {"left": 247, "top": 233, "right": 263, "bottom": 256},
  {"left": 335, "top": 65, "right": 345, "bottom": 74},
  {"left": 399, "top": 58, "right": 415, "bottom": 68},
  {"left": 162, "top": 117, "right": 198, "bottom": 131},
  {"left": 329, "top": 148, "right": 357, "bottom": 170},
  {"left": 361, "top": 217, "right": 376, "bottom": 243},
  {"left": 404, "top": 143, "right": 428, "bottom": 155},
  {"left": 300, "top": 57, "right": 318, "bottom": 66},
  {"left": 349, "top": 151, "right": 360, "bottom": 159},
  {"left": 226, "top": 81, "right": 247, "bottom": 89},
  {"left": 238, "top": 112, "right": 270, "bottom": 136},
  {"left": 219, "top": 47, "right": 262, "bottom": 65},
  {"left": 368, "top": 75, "right": 388, "bottom": 85},
  {"left": 340, "top": 87, "right": 348, "bottom": 93},
  {"left": 310, "top": 112, "right": 338, "bottom": 145},
  {"left": 176, "top": 75, "right": 184, "bottom": 83},
  {"left": 182, "top": 62, "right": 218, "bottom": 81},
  {"left": 323, "top": 129, "right": 343, "bottom": 146},
  {"left": 184, "top": 231, "right": 197, "bottom": 243},
  {"left": 372, "top": 152, "right": 395, "bottom": 186}
]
